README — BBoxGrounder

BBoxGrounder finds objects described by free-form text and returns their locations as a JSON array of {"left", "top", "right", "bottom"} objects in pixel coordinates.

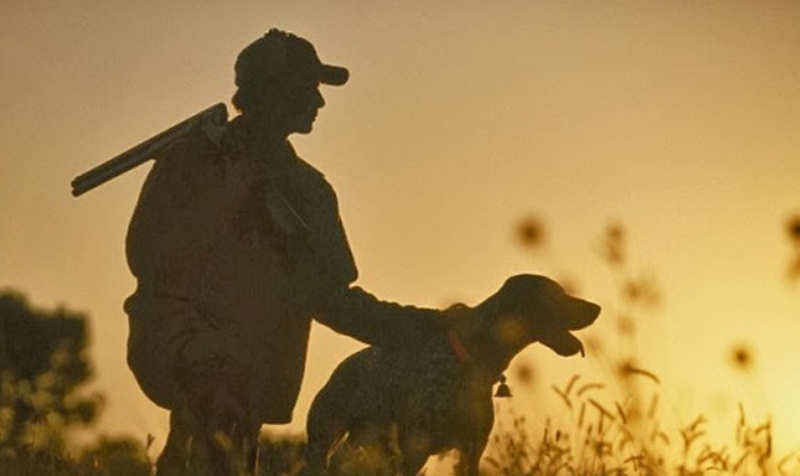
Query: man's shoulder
[
  {"left": 295, "top": 157, "right": 327, "bottom": 182},
  {"left": 162, "top": 129, "right": 224, "bottom": 164},
  {"left": 139, "top": 130, "right": 227, "bottom": 194},
  {"left": 286, "top": 145, "right": 335, "bottom": 192},
  {"left": 153, "top": 131, "right": 225, "bottom": 175}
]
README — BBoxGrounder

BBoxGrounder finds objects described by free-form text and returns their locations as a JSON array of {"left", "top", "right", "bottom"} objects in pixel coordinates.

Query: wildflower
[
  {"left": 729, "top": 344, "right": 754, "bottom": 372},
  {"left": 515, "top": 216, "right": 545, "bottom": 249},
  {"left": 601, "top": 221, "right": 625, "bottom": 266},
  {"left": 514, "top": 363, "right": 535, "bottom": 387},
  {"left": 788, "top": 215, "right": 800, "bottom": 245}
]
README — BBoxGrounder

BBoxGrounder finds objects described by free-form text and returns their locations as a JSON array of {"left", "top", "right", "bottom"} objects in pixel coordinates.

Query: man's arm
[
  {"left": 313, "top": 284, "right": 445, "bottom": 352},
  {"left": 286, "top": 167, "right": 448, "bottom": 351}
]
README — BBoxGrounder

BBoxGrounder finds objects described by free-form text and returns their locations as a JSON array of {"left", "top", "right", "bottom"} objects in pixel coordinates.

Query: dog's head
[{"left": 476, "top": 275, "right": 600, "bottom": 357}]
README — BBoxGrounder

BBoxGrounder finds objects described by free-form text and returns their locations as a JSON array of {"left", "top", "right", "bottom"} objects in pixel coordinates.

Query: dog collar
[{"left": 447, "top": 329, "right": 472, "bottom": 363}]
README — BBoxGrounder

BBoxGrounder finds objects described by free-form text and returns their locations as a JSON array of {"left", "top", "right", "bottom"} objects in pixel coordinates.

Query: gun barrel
[{"left": 71, "top": 103, "right": 228, "bottom": 197}]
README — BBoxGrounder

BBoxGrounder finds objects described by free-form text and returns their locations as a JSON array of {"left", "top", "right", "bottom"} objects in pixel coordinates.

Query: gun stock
[{"left": 71, "top": 103, "right": 228, "bottom": 197}]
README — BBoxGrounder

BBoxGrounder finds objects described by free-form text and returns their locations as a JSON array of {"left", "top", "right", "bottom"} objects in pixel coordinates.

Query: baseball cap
[{"left": 235, "top": 29, "right": 349, "bottom": 87}]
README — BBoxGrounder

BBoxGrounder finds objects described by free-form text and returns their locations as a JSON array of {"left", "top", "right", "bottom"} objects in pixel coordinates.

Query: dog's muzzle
[{"left": 540, "top": 299, "right": 601, "bottom": 357}]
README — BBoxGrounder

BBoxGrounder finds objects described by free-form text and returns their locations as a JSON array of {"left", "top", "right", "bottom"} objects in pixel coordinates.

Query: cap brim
[{"left": 319, "top": 64, "right": 349, "bottom": 86}]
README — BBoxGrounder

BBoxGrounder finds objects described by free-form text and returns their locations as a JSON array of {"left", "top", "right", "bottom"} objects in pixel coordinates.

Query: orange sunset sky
[{"left": 2, "top": 0, "right": 799, "bottom": 456}]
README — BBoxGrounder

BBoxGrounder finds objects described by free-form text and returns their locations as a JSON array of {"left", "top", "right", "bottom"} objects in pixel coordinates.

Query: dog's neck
[
  {"left": 447, "top": 328, "right": 473, "bottom": 363},
  {"left": 468, "top": 327, "right": 530, "bottom": 378},
  {"left": 448, "top": 304, "right": 533, "bottom": 379}
]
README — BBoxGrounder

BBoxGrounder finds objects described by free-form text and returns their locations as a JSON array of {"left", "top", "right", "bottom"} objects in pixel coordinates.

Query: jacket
[{"left": 124, "top": 117, "right": 440, "bottom": 423}]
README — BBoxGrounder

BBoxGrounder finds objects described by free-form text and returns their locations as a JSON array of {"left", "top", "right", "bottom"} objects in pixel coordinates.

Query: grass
[
  {"left": 0, "top": 436, "right": 151, "bottom": 476},
  {"left": 2, "top": 383, "right": 797, "bottom": 475},
  {"left": 484, "top": 374, "right": 799, "bottom": 476}
]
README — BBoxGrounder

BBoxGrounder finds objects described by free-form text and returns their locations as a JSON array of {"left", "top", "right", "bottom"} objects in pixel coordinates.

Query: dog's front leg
[
  {"left": 456, "top": 420, "right": 491, "bottom": 476},
  {"left": 399, "top": 429, "right": 432, "bottom": 476},
  {"left": 454, "top": 394, "right": 493, "bottom": 476},
  {"left": 456, "top": 438, "right": 491, "bottom": 476}
]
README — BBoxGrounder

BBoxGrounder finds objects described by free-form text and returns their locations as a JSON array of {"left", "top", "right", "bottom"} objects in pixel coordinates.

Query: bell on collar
[{"left": 494, "top": 374, "right": 512, "bottom": 398}]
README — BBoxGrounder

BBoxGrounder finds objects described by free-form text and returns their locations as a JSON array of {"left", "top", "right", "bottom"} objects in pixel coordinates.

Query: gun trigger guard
[{"left": 202, "top": 119, "right": 226, "bottom": 148}]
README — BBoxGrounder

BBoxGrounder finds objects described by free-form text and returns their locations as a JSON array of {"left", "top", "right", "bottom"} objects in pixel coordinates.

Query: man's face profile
[{"left": 283, "top": 78, "right": 326, "bottom": 135}]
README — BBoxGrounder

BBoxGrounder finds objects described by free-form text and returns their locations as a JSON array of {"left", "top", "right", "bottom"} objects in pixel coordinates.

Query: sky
[{"left": 1, "top": 0, "right": 799, "bottom": 458}]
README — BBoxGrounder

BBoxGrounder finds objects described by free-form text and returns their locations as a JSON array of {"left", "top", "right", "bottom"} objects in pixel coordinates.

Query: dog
[{"left": 303, "top": 274, "right": 600, "bottom": 475}]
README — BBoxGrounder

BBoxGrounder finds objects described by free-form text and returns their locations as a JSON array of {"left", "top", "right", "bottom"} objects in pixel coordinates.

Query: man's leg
[
  {"left": 155, "top": 406, "right": 214, "bottom": 476},
  {"left": 155, "top": 376, "right": 260, "bottom": 475}
]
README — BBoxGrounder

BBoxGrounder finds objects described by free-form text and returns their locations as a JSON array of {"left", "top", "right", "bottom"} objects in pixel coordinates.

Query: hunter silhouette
[{"left": 124, "top": 29, "right": 447, "bottom": 475}]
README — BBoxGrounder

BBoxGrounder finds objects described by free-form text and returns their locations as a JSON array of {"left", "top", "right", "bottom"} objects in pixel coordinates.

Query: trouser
[{"left": 155, "top": 366, "right": 261, "bottom": 476}]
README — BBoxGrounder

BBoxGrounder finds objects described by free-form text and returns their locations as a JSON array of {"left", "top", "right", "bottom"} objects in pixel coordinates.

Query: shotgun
[{"left": 70, "top": 103, "right": 228, "bottom": 197}]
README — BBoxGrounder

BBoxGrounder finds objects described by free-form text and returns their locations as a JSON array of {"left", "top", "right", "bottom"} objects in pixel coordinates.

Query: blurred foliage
[
  {"left": 787, "top": 214, "right": 800, "bottom": 282},
  {"left": 78, "top": 436, "right": 152, "bottom": 476},
  {"left": 515, "top": 215, "right": 546, "bottom": 251},
  {"left": 729, "top": 343, "right": 755, "bottom": 373},
  {"left": 0, "top": 435, "right": 151, "bottom": 476},
  {"left": 486, "top": 380, "right": 793, "bottom": 476},
  {"left": 788, "top": 215, "right": 800, "bottom": 244},
  {"left": 255, "top": 435, "right": 307, "bottom": 476},
  {"left": 0, "top": 291, "right": 102, "bottom": 451}
]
